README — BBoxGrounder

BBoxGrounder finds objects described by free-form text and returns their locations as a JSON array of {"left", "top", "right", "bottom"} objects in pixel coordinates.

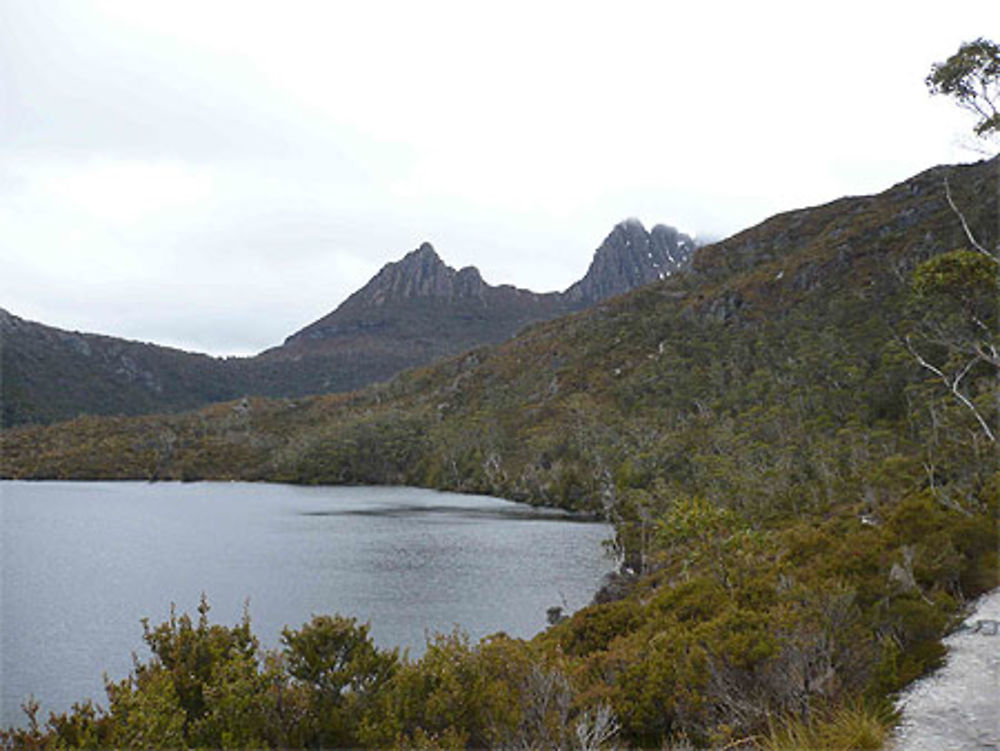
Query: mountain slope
[
  {"left": 4, "top": 156, "right": 995, "bottom": 499},
  {"left": 1, "top": 221, "right": 695, "bottom": 426},
  {"left": 0, "top": 309, "right": 243, "bottom": 427},
  {"left": 3, "top": 156, "right": 995, "bottom": 747},
  {"left": 564, "top": 219, "right": 694, "bottom": 303}
]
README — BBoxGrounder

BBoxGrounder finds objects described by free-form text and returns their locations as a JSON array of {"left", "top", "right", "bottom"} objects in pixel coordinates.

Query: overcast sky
[{"left": 1, "top": 1, "right": 995, "bottom": 356}]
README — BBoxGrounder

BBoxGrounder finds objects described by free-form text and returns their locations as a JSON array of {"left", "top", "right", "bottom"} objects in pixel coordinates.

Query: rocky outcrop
[
  {"left": 564, "top": 219, "right": 696, "bottom": 304},
  {"left": 341, "top": 243, "right": 487, "bottom": 309},
  {"left": 3, "top": 220, "right": 700, "bottom": 425},
  {"left": 284, "top": 243, "right": 560, "bottom": 346}
]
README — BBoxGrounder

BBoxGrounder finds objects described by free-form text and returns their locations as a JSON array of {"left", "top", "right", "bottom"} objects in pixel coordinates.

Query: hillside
[
  {"left": 2, "top": 156, "right": 996, "bottom": 748},
  {"left": 1, "top": 221, "right": 695, "bottom": 427},
  {"left": 0, "top": 309, "right": 245, "bottom": 427},
  {"left": 6, "top": 158, "right": 993, "bottom": 497},
  {"left": 249, "top": 242, "right": 572, "bottom": 398}
]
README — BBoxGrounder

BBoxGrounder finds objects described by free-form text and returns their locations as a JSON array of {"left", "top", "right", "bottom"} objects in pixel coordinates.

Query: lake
[{"left": 0, "top": 481, "right": 613, "bottom": 727}]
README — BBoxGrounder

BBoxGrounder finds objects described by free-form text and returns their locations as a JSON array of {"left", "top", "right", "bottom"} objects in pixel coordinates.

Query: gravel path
[{"left": 890, "top": 589, "right": 1000, "bottom": 750}]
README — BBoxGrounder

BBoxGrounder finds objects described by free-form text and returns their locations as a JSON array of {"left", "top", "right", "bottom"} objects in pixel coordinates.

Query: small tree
[
  {"left": 915, "top": 40, "right": 999, "bottom": 443},
  {"left": 653, "top": 497, "right": 766, "bottom": 595},
  {"left": 281, "top": 614, "right": 399, "bottom": 746},
  {"left": 927, "top": 37, "right": 1000, "bottom": 142}
]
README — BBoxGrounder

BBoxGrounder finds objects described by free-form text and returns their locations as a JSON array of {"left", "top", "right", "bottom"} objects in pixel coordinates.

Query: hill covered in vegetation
[
  {"left": 1, "top": 222, "right": 695, "bottom": 428},
  {"left": 2, "top": 156, "right": 997, "bottom": 749},
  {"left": 0, "top": 309, "right": 244, "bottom": 427},
  {"left": 4, "top": 158, "right": 994, "bottom": 503}
]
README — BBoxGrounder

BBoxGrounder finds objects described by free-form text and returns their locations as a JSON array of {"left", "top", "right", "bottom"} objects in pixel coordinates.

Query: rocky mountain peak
[
  {"left": 408, "top": 241, "right": 441, "bottom": 262},
  {"left": 366, "top": 242, "right": 490, "bottom": 304},
  {"left": 615, "top": 216, "right": 648, "bottom": 235},
  {"left": 283, "top": 243, "right": 494, "bottom": 345},
  {"left": 344, "top": 240, "right": 501, "bottom": 309},
  {"left": 564, "top": 220, "right": 696, "bottom": 305},
  {"left": 454, "top": 266, "right": 487, "bottom": 298},
  {"left": 378, "top": 242, "right": 449, "bottom": 294},
  {"left": 286, "top": 221, "right": 699, "bottom": 348}
]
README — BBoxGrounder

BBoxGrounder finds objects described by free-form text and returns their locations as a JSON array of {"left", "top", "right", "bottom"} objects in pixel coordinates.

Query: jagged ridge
[
  {"left": 1, "top": 220, "right": 696, "bottom": 426},
  {"left": 565, "top": 219, "right": 695, "bottom": 304}
]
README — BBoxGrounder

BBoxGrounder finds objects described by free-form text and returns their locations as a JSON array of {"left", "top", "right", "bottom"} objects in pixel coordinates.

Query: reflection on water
[
  {"left": 0, "top": 481, "right": 612, "bottom": 727},
  {"left": 300, "top": 504, "right": 596, "bottom": 521}
]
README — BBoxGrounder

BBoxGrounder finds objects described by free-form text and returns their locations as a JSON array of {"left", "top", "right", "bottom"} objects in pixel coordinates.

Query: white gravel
[{"left": 890, "top": 588, "right": 1000, "bottom": 751}]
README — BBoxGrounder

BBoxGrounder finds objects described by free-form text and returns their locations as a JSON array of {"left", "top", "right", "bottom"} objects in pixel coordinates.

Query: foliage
[
  {"left": 904, "top": 246, "right": 998, "bottom": 443},
  {"left": 913, "top": 248, "right": 997, "bottom": 301},
  {"left": 281, "top": 614, "right": 399, "bottom": 746},
  {"left": 2, "top": 157, "right": 998, "bottom": 748},
  {"left": 927, "top": 37, "right": 1000, "bottom": 140},
  {"left": 761, "top": 700, "right": 894, "bottom": 751}
]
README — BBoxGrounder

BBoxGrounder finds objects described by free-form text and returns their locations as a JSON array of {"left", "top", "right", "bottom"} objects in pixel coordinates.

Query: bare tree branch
[
  {"left": 973, "top": 341, "right": 1000, "bottom": 367},
  {"left": 904, "top": 336, "right": 996, "bottom": 442},
  {"left": 943, "top": 177, "right": 998, "bottom": 261}
]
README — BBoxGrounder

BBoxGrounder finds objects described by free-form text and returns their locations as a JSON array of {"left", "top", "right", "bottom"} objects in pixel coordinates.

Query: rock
[
  {"left": 546, "top": 606, "right": 568, "bottom": 625},
  {"left": 889, "top": 546, "right": 921, "bottom": 594},
  {"left": 970, "top": 619, "right": 999, "bottom": 636},
  {"left": 564, "top": 219, "right": 697, "bottom": 304}
]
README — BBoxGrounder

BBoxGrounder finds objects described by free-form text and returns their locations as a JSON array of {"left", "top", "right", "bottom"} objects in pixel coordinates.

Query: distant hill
[
  {"left": 6, "top": 156, "right": 994, "bottom": 495},
  {"left": 3, "top": 157, "right": 996, "bottom": 747},
  {"left": 1, "top": 220, "right": 696, "bottom": 426},
  {"left": 0, "top": 309, "right": 245, "bottom": 427}
]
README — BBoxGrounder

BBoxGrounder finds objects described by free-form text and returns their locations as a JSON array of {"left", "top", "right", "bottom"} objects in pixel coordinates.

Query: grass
[{"left": 758, "top": 701, "right": 896, "bottom": 751}]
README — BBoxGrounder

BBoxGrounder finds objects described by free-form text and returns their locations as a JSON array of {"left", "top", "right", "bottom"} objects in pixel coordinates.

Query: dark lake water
[{"left": 0, "top": 481, "right": 613, "bottom": 727}]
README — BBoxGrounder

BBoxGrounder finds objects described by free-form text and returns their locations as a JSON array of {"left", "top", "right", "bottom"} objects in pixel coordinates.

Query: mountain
[
  {"left": 0, "top": 308, "right": 243, "bottom": 427},
  {"left": 1, "top": 220, "right": 696, "bottom": 426},
  {"left": 564, "top": 219, "right": 694, "bottom": 304},
  {"left": 4, "top": 157, "right": 995, "bottom": 747},
  {"left": 255, "top": 222, "right": 695, "bottom": 397},
  {"left": 252, "top": 242, "right": 571, "bottom": 397},
  {"left": 283, "top": 242, "right": 567, "bottom": 348},
  {"left": 9, "top": 156, "right": 993, "bottom": 489}
]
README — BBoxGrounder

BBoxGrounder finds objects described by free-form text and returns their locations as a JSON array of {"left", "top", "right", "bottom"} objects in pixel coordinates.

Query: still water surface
[{"left": 1, "top": 481, "right": 612, "bottom": 727}]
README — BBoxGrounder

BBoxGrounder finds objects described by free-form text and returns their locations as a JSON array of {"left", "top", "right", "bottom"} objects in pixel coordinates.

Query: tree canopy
[{"left": 927, "top": 37, "right": 1000, "bottom": 142}]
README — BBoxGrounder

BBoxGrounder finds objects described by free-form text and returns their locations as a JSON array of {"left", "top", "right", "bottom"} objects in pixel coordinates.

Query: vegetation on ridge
[
  {"left": 3, "top": 151, "right": 997, "bottom": 748},
  {"left": 1, "top": 222, "right": 694, "bottom": 428},
  {"left": 927, "top": 36, "right": 1000, "bottom": 140}
]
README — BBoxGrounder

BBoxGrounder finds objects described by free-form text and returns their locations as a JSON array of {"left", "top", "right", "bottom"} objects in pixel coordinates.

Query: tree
[
  {"left": 904, "top": 249, "right": 998, "bottom": 443},
  {"left": 652, "top": 496, "right": 766, "bottom": 595},
  {"left": 916, "top": 41, "right": 999, "bottom": 443},
  {"left": 281, "top": 614, "right": 399, "bottom": 746},
  {"left": 927, "top": 37, "right": 1000, "bottom": 142}
]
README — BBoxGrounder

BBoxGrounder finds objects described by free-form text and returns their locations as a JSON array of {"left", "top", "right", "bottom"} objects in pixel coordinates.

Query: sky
[{"left": 1, "top": 1, "right": 996, "bottom": 356}]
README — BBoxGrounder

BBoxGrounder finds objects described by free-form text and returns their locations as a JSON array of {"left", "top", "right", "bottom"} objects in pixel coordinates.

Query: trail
[{"left": 891, "top": 588, "right": 1000, "bottom": 750}]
